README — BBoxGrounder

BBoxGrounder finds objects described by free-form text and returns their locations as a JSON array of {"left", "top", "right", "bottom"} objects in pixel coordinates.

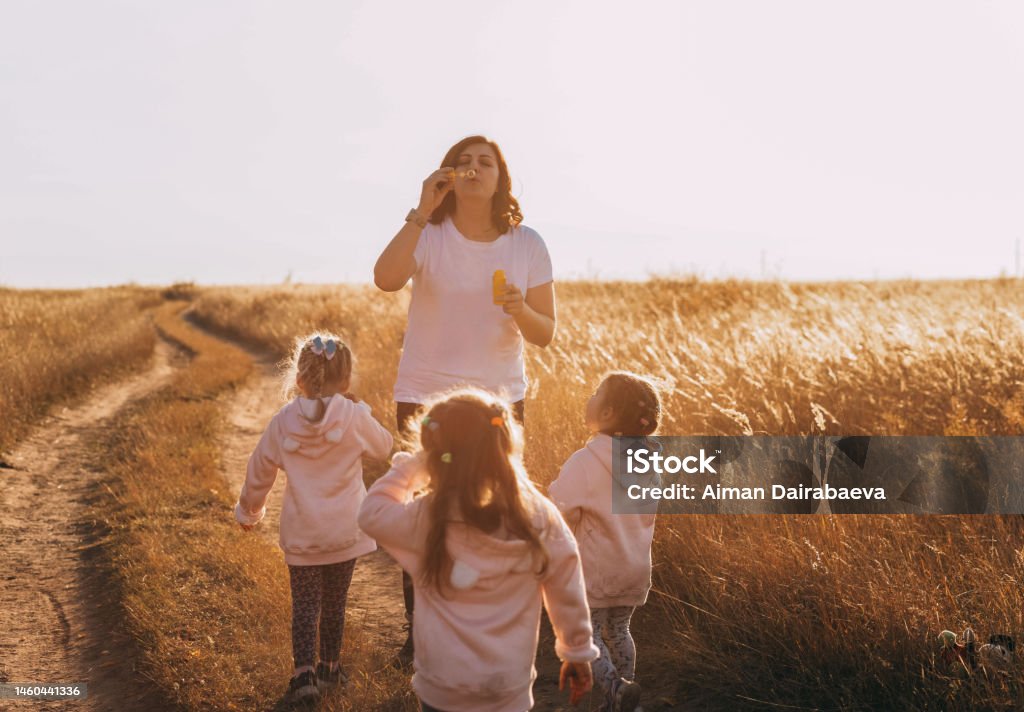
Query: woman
[{"left": 373, "top": 135, "right": 557, "bottom": 666}]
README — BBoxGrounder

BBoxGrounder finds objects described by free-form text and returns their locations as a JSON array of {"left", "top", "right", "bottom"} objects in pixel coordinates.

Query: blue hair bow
[{"left": 310, "top": 335, "right": 338, "bottom": 360}]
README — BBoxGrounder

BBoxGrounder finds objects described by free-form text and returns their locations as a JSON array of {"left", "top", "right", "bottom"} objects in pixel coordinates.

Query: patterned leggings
[
  {"left": 591, "top": 606, "right": 637, "bottom": 702},
  {"left": 287, "top": 559, "right": 357, "bottom": 669}
]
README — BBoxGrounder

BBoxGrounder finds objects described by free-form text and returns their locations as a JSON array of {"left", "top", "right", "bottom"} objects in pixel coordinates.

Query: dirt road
[
  {"left": 0, "top": 339, "right": 182, "bottom": 711},
  {"left": 0, "top": 313, "right": 682, "bottom": 711}
]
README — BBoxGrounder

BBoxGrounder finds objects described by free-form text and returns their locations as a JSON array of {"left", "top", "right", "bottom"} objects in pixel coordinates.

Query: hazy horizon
[{"left": 6, "top": 272, "right": 1018, "bottom": 293}]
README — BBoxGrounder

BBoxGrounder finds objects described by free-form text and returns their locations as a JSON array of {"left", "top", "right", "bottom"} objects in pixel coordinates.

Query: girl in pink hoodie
[
  {"left": 358, "top": 388, "right": 599, "bottom": 712},
  {"left": 548, "top": 371, "right": 663, "bottom": 712},
  {"left": 234, "top": 333, "right": 394, "bottom": 703}
]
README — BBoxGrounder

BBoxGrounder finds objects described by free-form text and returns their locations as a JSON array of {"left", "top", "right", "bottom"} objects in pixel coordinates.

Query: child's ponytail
[
  {"left": 281, "top": 332, "right": 354, "bottom": 422},
  {"left": 415, "top": 389, "right": 550, "bottom": 597}
]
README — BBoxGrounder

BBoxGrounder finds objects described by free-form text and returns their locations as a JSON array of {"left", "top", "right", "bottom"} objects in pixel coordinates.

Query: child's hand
[
  {"left": 558, "top": 660, "right": 592, "bottom": 706},
  {"left": 500, "top": 283, "right": 525, "bottom": 315},
  {"left": 402, "top": 450, "right": 432, "bottom": 492},
  {"left": 239, "top": 522, "right": 255, "bottom": 531}
]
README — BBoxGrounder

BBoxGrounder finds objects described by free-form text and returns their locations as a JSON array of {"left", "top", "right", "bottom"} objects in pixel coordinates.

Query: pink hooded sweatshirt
[
  {"left": 234, "top": 395, "right": 393, "bottom": 566},
  {"left": 357, "top": 451, "right": 600, "bottom": 712},
  {"left": 548, "top": 433, "right": 657, "bottom": 609}
]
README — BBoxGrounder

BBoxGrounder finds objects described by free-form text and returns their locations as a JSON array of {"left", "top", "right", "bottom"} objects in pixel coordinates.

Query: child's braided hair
[{"left": 281, "top": 331, "right": 354, "bottom": 422}]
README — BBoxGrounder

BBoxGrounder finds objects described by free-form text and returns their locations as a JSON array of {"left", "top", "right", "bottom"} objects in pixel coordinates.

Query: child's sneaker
[
  {"left": 610, "top": 677, "right": 642, "bottom": 712},
  {"left": 286, "top": 669, "right": 319, "bottom": 704},
  {"left": 315, "top": 661, "right": 349, "bottom": 689}
]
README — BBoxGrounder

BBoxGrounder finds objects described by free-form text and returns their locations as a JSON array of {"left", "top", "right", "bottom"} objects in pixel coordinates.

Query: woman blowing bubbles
[
  {"left": 373, "top": 135, "right": 557, "bottom": 665},
  {"left": 374, "top": 136, "right": 557, "bottom": 420}
]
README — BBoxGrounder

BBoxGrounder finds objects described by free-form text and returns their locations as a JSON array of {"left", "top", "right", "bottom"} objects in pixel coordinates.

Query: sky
[{"left": 1, "top": 0, "right": 1022, "bottom": 288}]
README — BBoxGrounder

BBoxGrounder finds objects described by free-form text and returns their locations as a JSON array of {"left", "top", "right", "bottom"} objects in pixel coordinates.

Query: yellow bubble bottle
[{"left": 492, "top": 270, "right": 506, "bottom": 305}]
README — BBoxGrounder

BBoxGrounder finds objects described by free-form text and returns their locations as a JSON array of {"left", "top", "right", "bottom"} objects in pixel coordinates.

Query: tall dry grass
[
  {"left": 0, "top": 286, "right": 162, "bottom": 454},
  {"left": 188, "top": 284, "right": 408, "bottom": 422},
  {"left": 94, "top": 300, "right": 418, "bottom": 711},
  {"left": 187, "top": 277, "right": 1024, "bottom": 709}
]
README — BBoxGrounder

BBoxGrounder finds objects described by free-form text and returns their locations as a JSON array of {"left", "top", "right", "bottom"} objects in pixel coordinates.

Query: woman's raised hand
[{"left": 418, "top": 167, "right": 457, "bottom": 216}]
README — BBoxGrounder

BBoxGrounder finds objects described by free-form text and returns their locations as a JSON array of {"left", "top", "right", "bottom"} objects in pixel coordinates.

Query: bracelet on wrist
[{"left": 406, "top": 208, "right": 428, "bottom": 228}]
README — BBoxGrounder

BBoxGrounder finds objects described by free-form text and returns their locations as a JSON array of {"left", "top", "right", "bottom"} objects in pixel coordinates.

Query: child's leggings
[
  {"left": 287, "top": 559, "right": 357, "bottom": 669},
  {"left": 591, "top": 606, "right": 637, "bottom": 699}
]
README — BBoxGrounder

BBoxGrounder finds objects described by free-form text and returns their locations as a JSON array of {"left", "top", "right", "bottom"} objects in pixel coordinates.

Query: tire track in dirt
[{"left": 0, "top": 337, "right": 185, "bottom": 711}]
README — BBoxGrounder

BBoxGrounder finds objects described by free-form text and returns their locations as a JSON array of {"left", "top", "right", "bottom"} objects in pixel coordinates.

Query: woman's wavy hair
[
  {"left": 409, "top": 387, "right": 550, "bottom": 597},
  {"left": 427, "top": 135, "right": 523, "bottom": 235}
]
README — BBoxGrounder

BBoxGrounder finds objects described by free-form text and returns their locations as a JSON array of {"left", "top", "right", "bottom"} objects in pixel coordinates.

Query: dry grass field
[
  {"left": 4, "top": 277, "right": 1024, "bottom": 710},
  {"left": 187, "top": 278, "right": 1024, "bottom": 710},
  {"left": 0, "top": 286, "right": 162, "bottom": 454}
]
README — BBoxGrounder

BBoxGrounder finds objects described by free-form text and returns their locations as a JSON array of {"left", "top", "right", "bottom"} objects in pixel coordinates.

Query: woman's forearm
[
  {"left": 514, "top": 304, "right": 555, "bottom": 347},
  {"left": 374, "top": 217, "right": 424, "bottom": 291}
]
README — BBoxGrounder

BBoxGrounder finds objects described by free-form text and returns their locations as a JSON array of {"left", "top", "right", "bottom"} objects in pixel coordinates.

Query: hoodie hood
[
  {"left": 362, "top": 451, "right": 550, "bottom": 591},
  {"left": 278, "top": 395, "right": 363, "bottom": 458},
  {"left": 585, "top": 432, "right": 661, "bottom": 492},
  {"left": 434, "top": 493, "right": 554, "bottom": 593}
]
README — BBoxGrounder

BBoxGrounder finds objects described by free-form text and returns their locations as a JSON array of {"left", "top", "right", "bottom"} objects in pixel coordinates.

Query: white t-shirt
[{"left": 393, "top": 215, "right": 554, "bottom": 404}]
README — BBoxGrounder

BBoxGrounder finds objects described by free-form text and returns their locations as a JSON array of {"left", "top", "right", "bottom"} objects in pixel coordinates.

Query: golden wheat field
[
  {"left": 4, "top": 277, "right": 1024, "bottom": 711},
  {"left": 0, "top": 286, "right": 162, "bottom": 454}
]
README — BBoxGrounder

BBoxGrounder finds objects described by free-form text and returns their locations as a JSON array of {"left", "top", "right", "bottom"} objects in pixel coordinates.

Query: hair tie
[
  {"left": 490, "top": 416, "right": 503, "bottom": 426},
  {"left": 310, "top": 335, "right": 338, "bottom": 360},
  {"left": 440, "top": 452, "right": 453, "bottom": 464}
]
